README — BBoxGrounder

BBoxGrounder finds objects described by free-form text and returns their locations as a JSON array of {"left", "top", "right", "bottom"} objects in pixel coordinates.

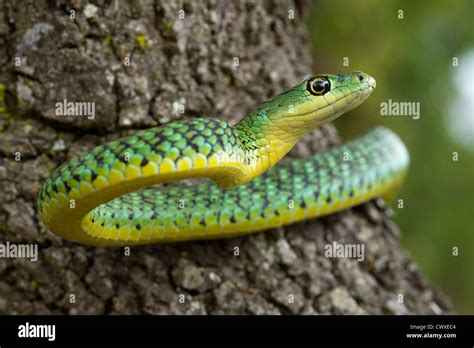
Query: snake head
[
  {"left": 301, "top": 71, "right": 376, "bottom": 124},
  {"left": 257, "top": 71, "right": 376, "bottom": 137}
]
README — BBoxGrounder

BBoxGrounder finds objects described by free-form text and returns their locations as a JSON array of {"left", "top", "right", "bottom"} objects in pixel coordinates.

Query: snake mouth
[
  {"left": 296, "top": 82, "right": 375, "bottom": 121},
  {"left": 367, "top": 75, "right": 376, "bottom": 89},
  {"left": 277, "top": 87, "right": 374, "bottom": 136}
]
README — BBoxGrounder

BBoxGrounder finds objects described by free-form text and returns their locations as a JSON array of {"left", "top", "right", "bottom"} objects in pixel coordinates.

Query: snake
[{"left": 37, "top": 71, "right": 409, "bottom": 246}]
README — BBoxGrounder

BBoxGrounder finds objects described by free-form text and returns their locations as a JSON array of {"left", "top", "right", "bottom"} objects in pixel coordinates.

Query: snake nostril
[{"left": 358, "top": 75, "right": 364, "bottom": 82}]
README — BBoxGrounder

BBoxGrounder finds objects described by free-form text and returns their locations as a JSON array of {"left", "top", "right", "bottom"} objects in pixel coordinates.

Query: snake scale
[{"left": 38, "top": 72, "right": 409, "bottom": 246}]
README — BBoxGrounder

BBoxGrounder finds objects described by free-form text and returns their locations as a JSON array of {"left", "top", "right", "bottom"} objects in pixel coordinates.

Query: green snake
[{"left": 37, "top": 72, "right": 409, "bottom": 246}]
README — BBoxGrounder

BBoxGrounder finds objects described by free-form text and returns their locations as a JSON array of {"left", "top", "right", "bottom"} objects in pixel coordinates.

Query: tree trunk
[{"left": 0, "top": 0, "right": 452, "bottom": 314}]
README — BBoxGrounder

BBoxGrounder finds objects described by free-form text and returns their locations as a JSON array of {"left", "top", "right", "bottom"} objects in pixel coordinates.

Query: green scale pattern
[
  {"left": 37, "top": 118, "right": 251, "bottom": 214},
  {"left": 85, "top": 127, "right": 408, "bottom": 235}
]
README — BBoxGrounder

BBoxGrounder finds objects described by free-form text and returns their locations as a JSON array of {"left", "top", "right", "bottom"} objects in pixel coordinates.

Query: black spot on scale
[
  {"left": 140, "top": 158, "right": 149, "bottom": 167},
  {"left": 199, "top": 219, "right": 206, "bottom": 226},
  {"left": 230, "top": 216, "right": 236, "bottom": 223},
  {"left": 136, "top": 224, "right": 141, "bottom": 230},
  {"left": 90, "top": 171, "right": 98, "bottom": 182},
  {"left": 115, "top": 223, "right": 120, "bottom": 229},
  {"left": 326, "top": 195, "right": 332, "bottom": 204},
  {"left": 300, "top": 200, "right": 306, "bottom": 209}
]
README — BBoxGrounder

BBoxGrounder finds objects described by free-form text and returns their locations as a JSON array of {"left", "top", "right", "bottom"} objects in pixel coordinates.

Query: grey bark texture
[{"left": 0, "top": 0, "right": 452, "bottom": 314}]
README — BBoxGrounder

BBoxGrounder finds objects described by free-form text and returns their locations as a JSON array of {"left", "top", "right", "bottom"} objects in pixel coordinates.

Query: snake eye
[{"left": 307, "top": 76, "right": 331, "bottom": 96}]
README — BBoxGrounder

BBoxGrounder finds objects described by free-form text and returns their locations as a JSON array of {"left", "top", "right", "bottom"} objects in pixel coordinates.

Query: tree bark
[{"left": 0, "top": 0, "right": 452, "bottom": 314}]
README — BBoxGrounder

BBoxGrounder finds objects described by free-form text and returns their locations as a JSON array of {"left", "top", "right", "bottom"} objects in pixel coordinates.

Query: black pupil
[{"left": 313, "top": 79, "right": 325, "bottom": 92}]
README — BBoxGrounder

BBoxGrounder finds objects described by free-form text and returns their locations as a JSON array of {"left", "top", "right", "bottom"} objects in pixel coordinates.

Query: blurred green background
[{"left": 307, "top": 0, "right": 473, "bottom": 313}]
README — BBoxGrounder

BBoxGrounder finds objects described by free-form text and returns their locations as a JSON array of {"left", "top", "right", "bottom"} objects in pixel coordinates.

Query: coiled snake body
[{"left": 38, "top": 72, "right": 409, "bottom": 246}]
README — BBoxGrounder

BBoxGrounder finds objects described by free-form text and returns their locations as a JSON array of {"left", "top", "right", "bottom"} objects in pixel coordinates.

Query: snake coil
[{"left": 38, "top": 72, "right": 409, "bottom": 246}]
